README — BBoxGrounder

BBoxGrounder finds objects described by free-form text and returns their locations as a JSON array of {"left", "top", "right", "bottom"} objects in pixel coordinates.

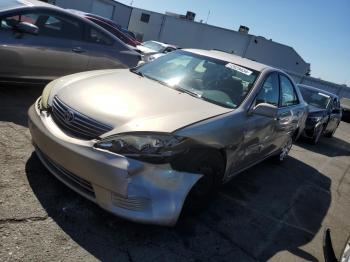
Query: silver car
[
  {"left": 28, "top": 49, "right": 307, "bottom": 226},
  {"left": 0, "top": 0, "right": 140, "bottom": 84}
]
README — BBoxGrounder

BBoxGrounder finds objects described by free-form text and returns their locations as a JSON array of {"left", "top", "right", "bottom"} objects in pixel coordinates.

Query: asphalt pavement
[{"left": 0, "top": 84, "right": 349, "bottom": 261}]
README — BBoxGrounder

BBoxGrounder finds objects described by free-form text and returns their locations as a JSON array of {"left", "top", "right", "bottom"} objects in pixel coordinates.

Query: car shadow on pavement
[
  {"left": 0, "top": 84, "right": 43, "bottom": 127},
  {"left": 25, "top": 152, "right": 331, "bottom": 261},
  {"left": 296, "top": 136, "right": 350, "bottom": 157}
]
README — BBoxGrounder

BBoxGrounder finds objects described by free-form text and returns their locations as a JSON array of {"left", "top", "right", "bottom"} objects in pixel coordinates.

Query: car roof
[
  {"left": 297, "top": 84, "right": 338, "bottom": 99},
  {"left": 184, "top": 49, "right": 275, "bottom": 72}
]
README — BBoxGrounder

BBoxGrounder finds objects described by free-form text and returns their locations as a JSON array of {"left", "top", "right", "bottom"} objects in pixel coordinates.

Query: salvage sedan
[{"left": 28, "top": 49, "right": 307, "bottom": 226}]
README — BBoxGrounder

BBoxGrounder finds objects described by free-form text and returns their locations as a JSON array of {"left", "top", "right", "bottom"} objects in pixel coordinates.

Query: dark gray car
[
  {"left": 0, "top": 0, "right": 140, "bottom": 84},
  {"left": 298, "top": 84, "right": 342, "bottom": 144}
]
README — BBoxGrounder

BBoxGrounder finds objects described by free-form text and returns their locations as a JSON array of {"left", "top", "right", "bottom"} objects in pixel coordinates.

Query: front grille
[
  {"left": 51, "top": 96, "right": 113, "bottom": 140},
  {"left": 36, "top": 148, "right": 95, "bottom": 200}
]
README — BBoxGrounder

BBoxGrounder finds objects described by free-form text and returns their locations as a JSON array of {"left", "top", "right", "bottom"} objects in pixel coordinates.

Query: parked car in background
[
  {"left": 0, "top": 0, "right": 140, "bottom": 84},
  {"left": 68, "top": 9, "right": 141, "bottom": 47},
  {"left": 341, "top": 97, "right": 350, "bottom": 123},
  {"left": 298, "top": 84, "right": 342, "bottom": 144},
  {"left": 120, "top": 27, "right": 137, "bottom": 40},
  {"left": 29, "top": 49, "right": 307, "bottom": 226},
  {"left": 137, "top": 40, "right": 178, "bottom": 62}
]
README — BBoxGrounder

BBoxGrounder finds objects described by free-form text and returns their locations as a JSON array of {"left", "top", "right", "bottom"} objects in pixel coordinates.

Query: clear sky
[{"left": 118, "top": 0, "right": 349, "bottom": 86}]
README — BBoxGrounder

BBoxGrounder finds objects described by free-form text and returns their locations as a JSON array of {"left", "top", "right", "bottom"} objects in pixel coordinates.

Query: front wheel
[
  {"left": 324, "top": 123, "right": 339, "bottom": 138},
  {"left": 182, "top": 150, "right": 225, "bottom": 213}
]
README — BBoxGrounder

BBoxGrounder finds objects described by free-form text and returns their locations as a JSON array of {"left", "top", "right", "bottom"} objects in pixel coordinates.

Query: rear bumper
[{"left": 28, "top": 102, "right": 201, "bottom": 226}]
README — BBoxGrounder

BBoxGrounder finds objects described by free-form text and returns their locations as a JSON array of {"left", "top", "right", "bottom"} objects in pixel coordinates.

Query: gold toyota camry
[{"left": 28, "top": 49, "right": 308, "bottom": 226}]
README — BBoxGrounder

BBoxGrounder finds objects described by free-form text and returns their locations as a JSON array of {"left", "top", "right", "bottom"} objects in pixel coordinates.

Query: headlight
[
  {"left": 41, "top": 79, "right": 58, "bottom": 109},
  {"left": 94, "top": 133, "right": 187, "bottom": 162}
]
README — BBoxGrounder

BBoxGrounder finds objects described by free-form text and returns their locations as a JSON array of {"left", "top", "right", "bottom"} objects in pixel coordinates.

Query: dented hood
[{"left": 49, "top": 69, "right": 232, "bottom": 134}]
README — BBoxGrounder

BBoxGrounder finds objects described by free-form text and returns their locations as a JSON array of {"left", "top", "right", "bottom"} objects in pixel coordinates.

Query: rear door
[
  {"left": 78, "top": 24, "right": 128, "bottom": 70},
  {"left": 0, "top": 10, "right": 88, "bottom": 81}
]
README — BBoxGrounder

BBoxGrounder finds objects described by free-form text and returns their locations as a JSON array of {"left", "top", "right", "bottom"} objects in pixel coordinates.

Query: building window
[{"left": 140, "top": 13, "right": 150, "bottom": 23}]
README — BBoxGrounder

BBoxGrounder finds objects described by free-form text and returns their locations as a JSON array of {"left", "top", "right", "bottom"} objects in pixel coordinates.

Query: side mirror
[
  {"left": 251, "top": 103, "right": 277, "bottom": 118},
  {"left": 15, "top": 22, "right": 39, "bottom": 35},
  {"left": 332, "top": 108, "right": 340, "bottom": 114}
]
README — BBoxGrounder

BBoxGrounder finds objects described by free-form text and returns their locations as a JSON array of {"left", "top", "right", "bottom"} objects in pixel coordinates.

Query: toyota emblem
[{"left": 64, "top": 110, "right": 75, "bottom": 123}]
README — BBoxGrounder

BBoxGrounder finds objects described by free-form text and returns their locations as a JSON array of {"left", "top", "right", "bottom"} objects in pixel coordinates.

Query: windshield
[
  {"left": 133, "top": 50, "right": 260, "bottom": 108},
  {"left": 300, "top": 87, "right": 331, "bottom": 109},
  {"left": 141, "top": 41, "right": 165, "bottom": 52}
]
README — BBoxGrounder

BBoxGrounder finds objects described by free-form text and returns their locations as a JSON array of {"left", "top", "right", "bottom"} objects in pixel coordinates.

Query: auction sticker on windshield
[{"left": 225, "top": 63, "right": 253, "bottom": 75}]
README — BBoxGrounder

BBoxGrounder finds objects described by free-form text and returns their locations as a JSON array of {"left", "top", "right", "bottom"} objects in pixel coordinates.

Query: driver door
[{"left": 239, "top": 73, "right": 280, "bottom": 168}]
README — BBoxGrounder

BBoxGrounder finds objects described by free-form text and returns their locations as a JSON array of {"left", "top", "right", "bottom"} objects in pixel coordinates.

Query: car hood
[{"left": 49, "top": 69, "right": 232, "bottom": 135}]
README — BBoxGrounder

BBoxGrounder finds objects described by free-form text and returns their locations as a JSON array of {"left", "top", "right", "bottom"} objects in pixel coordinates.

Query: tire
[
  {"left": 311, "top": 125, "right": 324, "bottom": 144},
  {"left": 182, "top": 150, "right": 225, "bottom": 213},
  {"left": 272, "top": 136, "right": 293, "bottom": 163},
  {"left": 324, "top": 123, "right": 339, "bottom": 138}
]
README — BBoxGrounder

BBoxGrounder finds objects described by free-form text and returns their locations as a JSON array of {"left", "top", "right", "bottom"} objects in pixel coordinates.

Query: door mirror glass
[
  {"left": 16, "top": 22, "right": 39, "bottom": 35},
  {"left": 251, "top": 103, "right": 277, "bottom": 118}
]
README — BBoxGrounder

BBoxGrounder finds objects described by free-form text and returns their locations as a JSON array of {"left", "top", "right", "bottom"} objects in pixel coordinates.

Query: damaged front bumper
[{"left": 28, "top": 103, "right": 202, "bottom": 226}]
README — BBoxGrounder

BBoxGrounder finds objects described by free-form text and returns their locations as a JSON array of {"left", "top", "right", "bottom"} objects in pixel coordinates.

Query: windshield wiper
[
  {"left": 137, "top": 73, "right": 202, "bottom": 99},
  {"left": 129, "top": 68, "right": 144, "bottom": 77},
  {"left": 173, "top": 86, "right": 202, "bottom": 98}
]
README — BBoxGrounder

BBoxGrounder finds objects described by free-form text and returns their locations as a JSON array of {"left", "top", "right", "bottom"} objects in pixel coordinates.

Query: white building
[
  {"left": 51, "top": 0, "right": 350, "bottom": 99},
  {"left": 50, "top": 0, "right": 132, "bottom": 28}
]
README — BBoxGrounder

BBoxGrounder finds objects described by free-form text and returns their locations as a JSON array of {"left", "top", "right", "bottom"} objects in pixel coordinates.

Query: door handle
[{"left": 72, "top": 47, "right": 86, "bottom": 53}]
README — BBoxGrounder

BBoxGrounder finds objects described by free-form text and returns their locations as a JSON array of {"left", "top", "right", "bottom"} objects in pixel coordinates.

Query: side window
[
  {"left": 255, "top": 73, "right": 279, "bottom": 106},
  {"left": 0, "top": 12, "right": 83, "bottom": 40},
  {"left": 37, "top": 14, "right": 83, "bottom": 40},
  {"left": 0, "top": 13, "right": 38, "bottom": 30},
  {"left": 280, "top": 75, "right": 299, "bottom": 107},
  {"left": 86, "top": 26, "right": 114, "bottom": 45}
]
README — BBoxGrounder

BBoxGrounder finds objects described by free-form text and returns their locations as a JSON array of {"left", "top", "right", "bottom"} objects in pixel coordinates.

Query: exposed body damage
[{"left": 29, "top": 104, "right": 201, "bottom": 226}]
